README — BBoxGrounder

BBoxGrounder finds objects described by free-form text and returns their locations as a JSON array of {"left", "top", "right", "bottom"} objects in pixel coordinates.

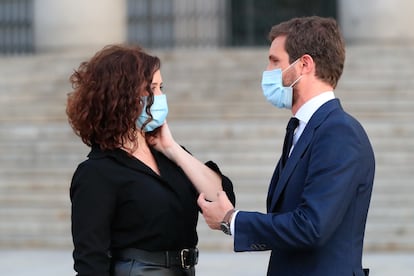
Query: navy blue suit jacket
[{"left": 234, "top": 99, "right": 375, "bottom": 276}]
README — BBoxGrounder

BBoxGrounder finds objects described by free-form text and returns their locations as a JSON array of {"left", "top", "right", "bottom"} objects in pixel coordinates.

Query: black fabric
[
  {"left": 70, "top": 145, "right": 234, "bottom": 275},
  {"left": 281, "top": 117, "right": 299, "bottom": 167}
]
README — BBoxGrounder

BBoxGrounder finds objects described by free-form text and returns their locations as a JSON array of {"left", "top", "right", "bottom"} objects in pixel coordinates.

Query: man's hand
[{"left": 198, "top": 191, "right": 234, "bottom": 230}]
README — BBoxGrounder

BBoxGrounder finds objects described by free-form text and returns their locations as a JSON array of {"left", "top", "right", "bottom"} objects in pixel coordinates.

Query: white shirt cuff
[{"left": 230, "top": 210, "right": 239, "bottom": 236}]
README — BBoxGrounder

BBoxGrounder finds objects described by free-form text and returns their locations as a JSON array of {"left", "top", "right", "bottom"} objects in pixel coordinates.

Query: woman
[{"left": 66, "top": 44, "right": 235, "bottom": 276}]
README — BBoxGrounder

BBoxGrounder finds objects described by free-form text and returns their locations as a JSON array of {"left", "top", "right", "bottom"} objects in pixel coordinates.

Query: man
[{"left": 198, "top": 16, "right": 375, "bottom": 276}]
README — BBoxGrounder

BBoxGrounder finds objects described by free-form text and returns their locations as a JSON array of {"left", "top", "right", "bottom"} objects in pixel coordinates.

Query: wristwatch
[{"left": 220, "top": 209, "right": 236, "bottom": 235}]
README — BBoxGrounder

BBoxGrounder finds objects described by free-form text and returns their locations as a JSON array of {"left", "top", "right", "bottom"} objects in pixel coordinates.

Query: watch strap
[{"left": 222, "top": 208, "right": 236, "bottom": 224}]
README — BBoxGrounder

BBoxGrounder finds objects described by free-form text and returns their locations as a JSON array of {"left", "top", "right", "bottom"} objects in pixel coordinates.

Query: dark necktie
[{"left": 281, "top": 117, "right": 299, "bottom": 167}]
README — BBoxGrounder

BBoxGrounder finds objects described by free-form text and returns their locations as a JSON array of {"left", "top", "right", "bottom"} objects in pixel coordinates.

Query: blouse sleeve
[
  {"left": 70, "top": 162, "right": 116, "bottom": 275},
  {"left": 205, "top": 160, "right": 236, "bottom": 206}
]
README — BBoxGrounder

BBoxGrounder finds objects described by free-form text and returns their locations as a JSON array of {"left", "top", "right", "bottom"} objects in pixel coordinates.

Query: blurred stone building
[
  {"left": 2, "top": 0, "right": 414, "bottom": 54},
  {"left": 0, "top": 0, "right": 413, "bottom": 252}
]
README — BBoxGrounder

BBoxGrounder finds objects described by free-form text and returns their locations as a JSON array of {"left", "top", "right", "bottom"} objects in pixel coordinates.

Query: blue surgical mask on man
[
  {"left": 261, "top": 59, "right": 302, "bottom": 109},
  {"left": 136, "top": 94, "right": 168, "bottom": 132}
]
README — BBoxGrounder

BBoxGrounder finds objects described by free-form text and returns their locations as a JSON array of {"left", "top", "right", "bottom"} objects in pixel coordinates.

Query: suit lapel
[
  {"left": 266, "top": 161, "right": 281, "bottom": 211},
  {"left": 269, "top": 99, "right": 341, "bottom": 211},
  {"left": 269, "top": 130, "right": 313, "bottom": 210}
]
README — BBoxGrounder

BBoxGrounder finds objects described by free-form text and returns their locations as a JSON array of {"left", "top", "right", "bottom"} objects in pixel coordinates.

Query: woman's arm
[
  {"left": 70, "top": 162, "right": 115, "bottom": 275},
  {"left": 149, "top": 122, "right": 222, "bottom": 202}
]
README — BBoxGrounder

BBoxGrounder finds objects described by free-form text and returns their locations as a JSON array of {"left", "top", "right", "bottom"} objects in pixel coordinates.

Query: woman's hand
[{"left": 148, "top": 121, "right": 180, "bottom": 161}]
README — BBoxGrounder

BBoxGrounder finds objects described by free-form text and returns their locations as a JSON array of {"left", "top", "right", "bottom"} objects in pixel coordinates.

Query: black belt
[{"left": 113, "top": 248, "right": 199, "bottom": 269}]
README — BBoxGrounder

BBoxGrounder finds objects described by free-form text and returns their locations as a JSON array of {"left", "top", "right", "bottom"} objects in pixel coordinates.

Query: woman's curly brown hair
[{"left": 66, "top": 44, "right": 160, "bottom": 150}]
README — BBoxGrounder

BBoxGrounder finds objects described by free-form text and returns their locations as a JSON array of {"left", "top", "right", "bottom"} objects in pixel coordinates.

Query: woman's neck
[{"left": 125, "top": 132, "right": 160, "bottom": 175}]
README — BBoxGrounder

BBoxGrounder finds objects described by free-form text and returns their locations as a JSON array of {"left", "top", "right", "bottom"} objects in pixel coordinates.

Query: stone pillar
[
  {"left": 34, "top": 0, "right": 126, "bottom": 52},
  {"left": 339, "top": 0, "right": 414, "bottom": 43}
]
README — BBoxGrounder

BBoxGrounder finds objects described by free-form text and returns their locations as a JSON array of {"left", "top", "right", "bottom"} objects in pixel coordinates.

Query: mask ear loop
[
  {"left": 282, "top": 58, "right": 302, "bottom": 88},
  {"left": 282, "top": 58, "right": 301, "bottom": 73},
  {"left": 289, "top": 75, "right": 302, "bottom": 88}
]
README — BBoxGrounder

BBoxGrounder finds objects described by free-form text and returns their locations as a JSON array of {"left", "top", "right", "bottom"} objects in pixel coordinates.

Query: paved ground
[{"left": 0, "top": 249, "right": 413, "bottom": 275}]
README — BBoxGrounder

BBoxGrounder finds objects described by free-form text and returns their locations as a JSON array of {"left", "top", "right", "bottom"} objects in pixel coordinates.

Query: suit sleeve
[{"left": 234, "top": 118, "right": 371, "bottom": 251}]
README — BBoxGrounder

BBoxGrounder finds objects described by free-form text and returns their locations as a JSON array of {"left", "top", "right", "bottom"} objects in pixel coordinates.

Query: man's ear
[{"left": 299, "top": 54, "right": 314, "bottom": 75}]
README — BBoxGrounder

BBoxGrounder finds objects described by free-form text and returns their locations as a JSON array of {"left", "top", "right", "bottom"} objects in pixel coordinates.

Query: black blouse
[{"left": 70, "top": 145, "right": 235, "bottom": 275}]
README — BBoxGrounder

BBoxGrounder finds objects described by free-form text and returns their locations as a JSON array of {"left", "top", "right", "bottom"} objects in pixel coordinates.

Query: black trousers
[{"left": 111, "top": 258, "right": 195, "bottom": 276}]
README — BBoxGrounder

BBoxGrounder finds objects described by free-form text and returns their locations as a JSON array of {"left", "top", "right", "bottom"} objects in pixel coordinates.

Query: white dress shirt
[{"left": 292, "top": 91, "right": 335, "bottom": 150}]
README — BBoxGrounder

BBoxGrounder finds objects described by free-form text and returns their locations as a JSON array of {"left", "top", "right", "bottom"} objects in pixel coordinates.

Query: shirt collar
[
  {"left": 295, "top": 91, "right": 335, "bottom": 123},
  {"left": 88, "top": 145, "right": 164, "bottom": 178}
]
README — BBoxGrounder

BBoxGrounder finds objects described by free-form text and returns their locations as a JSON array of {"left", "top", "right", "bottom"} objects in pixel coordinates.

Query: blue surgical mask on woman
[
  {"left": 261, "top": 59, "right": 302, "bottom": 109},
  {"left": 136, "top": 94, "right": 168, "bottom": 132}
]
